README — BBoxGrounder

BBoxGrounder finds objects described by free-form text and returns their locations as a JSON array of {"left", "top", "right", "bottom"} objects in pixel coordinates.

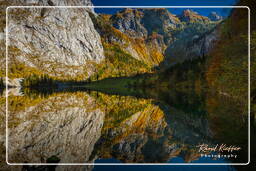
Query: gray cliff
[{"left": 5, "top": 0, "right": 104, "bottom": 80}]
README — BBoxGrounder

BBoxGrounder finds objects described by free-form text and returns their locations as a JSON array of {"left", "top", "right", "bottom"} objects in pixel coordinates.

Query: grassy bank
[{"left": 82, "top": 76, "right": 147, "bottom": 97}]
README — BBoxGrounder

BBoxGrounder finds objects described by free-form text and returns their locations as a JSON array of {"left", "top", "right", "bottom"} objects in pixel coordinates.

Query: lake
[{"left": 3, "top": 83, "right": 248, "bottom": 165}]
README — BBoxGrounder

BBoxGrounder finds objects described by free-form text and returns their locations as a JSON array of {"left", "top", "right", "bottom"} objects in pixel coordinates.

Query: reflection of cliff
[
  {"left": 97, "top": 104, "right": 171, "bottom": 163},
  {"left": 90, "top": 92, "right": 212, "bottom": 163},
  {"left": 8, "top": 92, "right": 105, "bottom": 165},
  {"left": 2, "top": 89, "right": 215, "bottom": 166}
]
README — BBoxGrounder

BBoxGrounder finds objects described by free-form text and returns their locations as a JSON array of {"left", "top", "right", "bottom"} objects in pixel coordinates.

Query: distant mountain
[
  {"left": 109, "top": 8, "right": 182, "bottom": 43},
  {"left": 100, "top": 8, "right": 220, "bottom": 71},
  {"left": 208, "top": 12, "right": 223, "bottom": 21},
  {"left": 178, "top": 9, "right": 210, "bottom": 23}
]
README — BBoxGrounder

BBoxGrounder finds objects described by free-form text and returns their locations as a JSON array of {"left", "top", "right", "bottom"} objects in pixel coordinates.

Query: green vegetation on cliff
[
  {"left": 89, "top": 12, "right": 165, "bottom": 73},
  {"left": 206, "top": 7, "right": 250, "bottom": 106},
  {"left": 128, "top": 6, "right": 251, "bottom": 111},
  {"left": 90, "top": 43, "right": 150, "bottom": 81}
]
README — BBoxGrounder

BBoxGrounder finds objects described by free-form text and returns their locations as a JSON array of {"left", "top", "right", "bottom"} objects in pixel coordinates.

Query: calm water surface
[{"left": 4, "top": 85, "right": 248, "bottom": 165}]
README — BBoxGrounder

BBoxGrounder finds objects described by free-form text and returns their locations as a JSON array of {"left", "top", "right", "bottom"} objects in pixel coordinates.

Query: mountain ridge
[
  {"left": 0, "top": 1, "right": 223, "bottom": 85},
  {"left": 93, "top": 8, "right": 221, "bottom": 75}
]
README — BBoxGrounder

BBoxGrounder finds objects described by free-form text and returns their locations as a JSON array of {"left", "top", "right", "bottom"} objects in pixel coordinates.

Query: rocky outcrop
[
  {"left": 4, "top": 0, "right": 104, "bottom": 80},
  {"left": 98, "top": 8, "right": 221, "bottom": 68},
  {"left": 190, "top": 28, "right": 220, "bottom": 57},
  {"left": 110, "top": 8, "right": 181, "bottom": 40},
  {"left": 162, "top": 23, "right": 220, "bottom": 67},
  {"left": 110, "top": 9, "right": 147, "bottom": 38},
  {"left": 92, "top": 12, "right": 166, "bottom": 66},
  {"left": 141, "top": 8, "right": 181, "bottom": 43},
  {"left": 93, "top": 8, "right": 182, "bottom": 67},
  {"left": 109, "top": 8, "right": 182, "bottom": 45}
]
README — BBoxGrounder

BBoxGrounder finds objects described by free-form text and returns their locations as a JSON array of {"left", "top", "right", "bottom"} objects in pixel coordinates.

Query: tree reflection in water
[{"left": 3, "top": 84, "right": 248, "bottom": 165}]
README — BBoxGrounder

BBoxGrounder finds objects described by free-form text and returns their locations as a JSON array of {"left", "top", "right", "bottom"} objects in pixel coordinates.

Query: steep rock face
[
  {"left": 91, "top": 12, "right": 166, "bottom": 67},
  {"left": 93, "top": 8, "right": 181, "bottom": 67},
  {"left": 141, "top": 8, "right": 181, "bottom": 43},
  {"left": 8, "top": 92, "right": 105, "bottom": 164},
  {"left": 110, "top": 8, "right": 182, "bottom": 45},
  {"left": 110, "top": 8, "right": 181, "bottom": 40},
  {"left": 4, "top": 0, "right": 104, "bottom": 80},
  {"left": 99, "top": 8, "right": 220, "bottom": 69},
  {"left": 189, "top": 28, "right": 220, "bottom": 58},
  {"left": 163, "top": 26, "right": 220, "bottom": 66},
  {"left": 110, "top": 9, "right": 147, "bottom": 38}
]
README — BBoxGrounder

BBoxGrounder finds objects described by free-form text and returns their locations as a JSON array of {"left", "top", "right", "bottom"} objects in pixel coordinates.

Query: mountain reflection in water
[{"left": 4, "top": 85, "right": 248, "bottom": 165}]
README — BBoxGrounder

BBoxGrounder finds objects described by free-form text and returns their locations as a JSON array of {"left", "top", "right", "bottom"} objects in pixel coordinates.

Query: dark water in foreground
[{"left": 4, "top": 84, "right": 248, "bottom": 167}]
